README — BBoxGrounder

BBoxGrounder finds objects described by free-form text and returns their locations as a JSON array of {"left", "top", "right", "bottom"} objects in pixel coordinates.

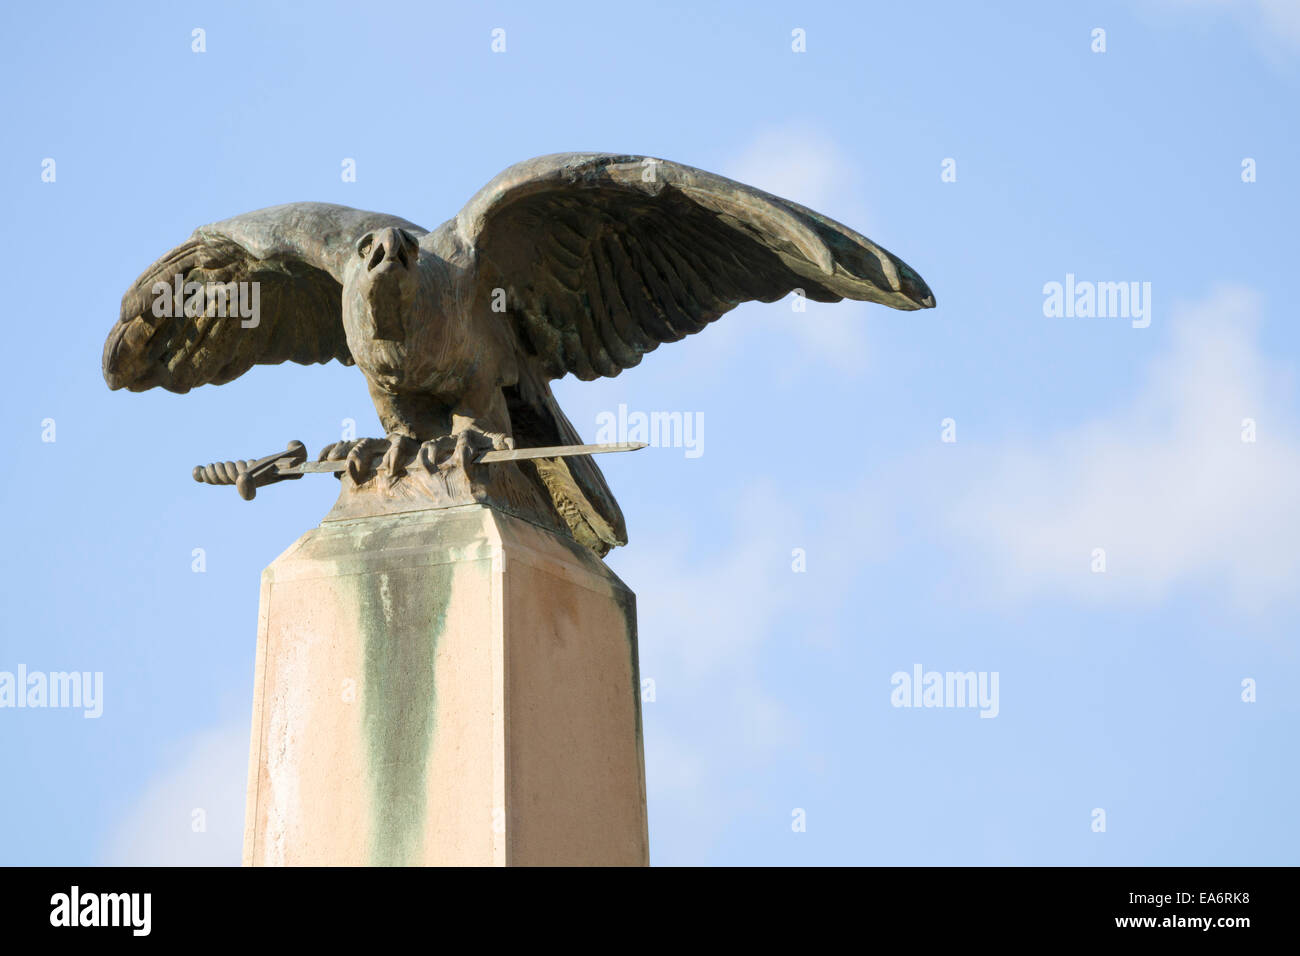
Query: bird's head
[{"left": 342, "top": 226, "right": 424, "bottom": 387}]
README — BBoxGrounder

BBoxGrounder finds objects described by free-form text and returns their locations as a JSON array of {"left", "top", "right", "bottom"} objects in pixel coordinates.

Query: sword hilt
[{"left": 192, "top": 441, "right": 306, "bottom": 500}]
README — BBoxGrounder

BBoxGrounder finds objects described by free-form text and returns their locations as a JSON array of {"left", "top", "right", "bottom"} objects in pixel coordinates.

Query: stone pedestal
[{"left": 240, "top": 503, "right": 648, "bottom": 866}]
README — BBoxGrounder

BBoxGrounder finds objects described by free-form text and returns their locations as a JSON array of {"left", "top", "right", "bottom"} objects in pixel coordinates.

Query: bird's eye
[{"left": 356, "top": 234, "right": 374, "bottom": 258}]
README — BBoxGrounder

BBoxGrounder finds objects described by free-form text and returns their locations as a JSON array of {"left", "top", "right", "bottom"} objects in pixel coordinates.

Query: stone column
[{"left": 240, "top": 503, "right": 648, "bottom": 866}]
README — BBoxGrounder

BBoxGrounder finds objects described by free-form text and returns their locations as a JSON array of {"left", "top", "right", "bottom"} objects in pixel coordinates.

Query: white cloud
[
  {"left": 725, "top": 125, "right": 864, "bottom": 213},
  {"left": 101, "top": 721, "right": 248, "bottom": 865},
  {"left": 1146, "top": 0, "right": 1300, "bottom": 54},
  {"left": 610, "top": 476, "right": 898, "bottom": 861},
  {"left": 946, "top": 285, "right": 1300, "bottom": 608},
  {"left": 611, "top": 483, "right": 803, "bottom": 838},
  {"left": 1259, "top": 0, "right": 1300, "bottom": 47},
  {"left": 617, "top": 481, "right": 802, "bottom": 688}
]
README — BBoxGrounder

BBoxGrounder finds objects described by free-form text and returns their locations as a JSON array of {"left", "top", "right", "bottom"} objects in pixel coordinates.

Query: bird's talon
[
  {"left": 344, "top": 437, "right": 387, "bottom": 484},
  {"left": 416, "top": 435, "right": 454, "bottom": 474},
  {"left": 378, "top": 435, "right": 418, "bottom": 487},
  {"left": 319, "top": 439, "right": 362, "bottom": 462}
]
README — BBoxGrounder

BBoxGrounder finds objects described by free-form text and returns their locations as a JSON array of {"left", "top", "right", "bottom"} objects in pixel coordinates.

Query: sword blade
[
  {"left": 278, "top": 441, "right": 647, "bottom": 476},
  {"left": 479, "top": 441, "right": 648, "bottom": 463}
]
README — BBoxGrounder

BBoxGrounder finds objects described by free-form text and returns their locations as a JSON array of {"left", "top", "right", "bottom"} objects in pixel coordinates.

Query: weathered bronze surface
[{"left": 103, "top": 153, "right": 935, "bottom": 554}]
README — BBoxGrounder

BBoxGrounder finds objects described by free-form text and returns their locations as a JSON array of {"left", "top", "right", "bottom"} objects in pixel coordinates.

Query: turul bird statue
[{"left": 103, "top": 153, "right": 935, "bottom": 555}]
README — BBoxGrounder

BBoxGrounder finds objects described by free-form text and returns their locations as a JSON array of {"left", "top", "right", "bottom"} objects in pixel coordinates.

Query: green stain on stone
[{"left": 355, "top": 556, "right": 453, "bottom": 866}]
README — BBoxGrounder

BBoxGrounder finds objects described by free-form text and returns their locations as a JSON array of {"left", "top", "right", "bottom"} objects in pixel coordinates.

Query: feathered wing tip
[{"left": 105, "top": 203, "right": 427, "bottom": 395}]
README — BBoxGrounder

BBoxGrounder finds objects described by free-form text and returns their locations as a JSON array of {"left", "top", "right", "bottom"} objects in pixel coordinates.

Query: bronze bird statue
[{"left": 103, "top": 153, "right": 935, "bottom": 554}]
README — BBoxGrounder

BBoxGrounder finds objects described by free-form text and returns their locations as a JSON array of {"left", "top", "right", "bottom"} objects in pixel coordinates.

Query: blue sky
[{"left": 1, "top": 0, "right": 1297, "bottom": 865}]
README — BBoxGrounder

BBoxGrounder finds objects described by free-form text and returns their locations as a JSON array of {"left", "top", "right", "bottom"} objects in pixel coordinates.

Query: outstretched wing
[
  {"left": 104, "top": 202, "right": 426, "bottom": 393},
  {"left": 445, "top": 152, "right": 935, "bottom": 383},
  {"left": 437, "top": 152, "right": 935, "bottom": 554}
]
